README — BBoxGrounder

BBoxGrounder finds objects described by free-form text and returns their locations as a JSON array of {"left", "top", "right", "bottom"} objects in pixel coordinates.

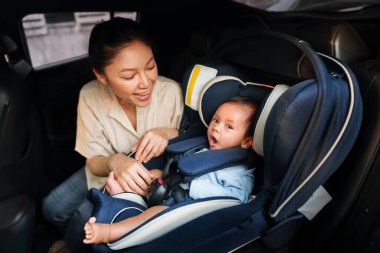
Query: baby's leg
[
  {"left": 116, "top": 205, "right": 168, "bottom": 233},
  {"left": 83, "top": 217, "right": 110, "bottom": 244},
  {"left": 84, "top": 205, "right": 169, "bottom": 243}
]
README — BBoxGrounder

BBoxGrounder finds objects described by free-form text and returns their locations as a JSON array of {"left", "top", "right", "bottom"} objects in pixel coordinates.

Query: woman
[{"left": 42, "top": 17, "right": 183, "bottom": 253}]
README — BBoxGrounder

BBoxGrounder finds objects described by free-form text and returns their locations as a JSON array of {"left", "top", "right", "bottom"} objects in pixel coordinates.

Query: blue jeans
[{"left": 42, "top": 167, "right": 93, "bottom": 253}]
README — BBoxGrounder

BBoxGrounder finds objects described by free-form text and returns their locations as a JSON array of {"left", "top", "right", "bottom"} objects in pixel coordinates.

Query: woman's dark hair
[
  {"left": 88, "top": 17, "right": 157, "bottom": 74},
  {"left": 224, "top": 96, "right": 258, "bottom": 138}
]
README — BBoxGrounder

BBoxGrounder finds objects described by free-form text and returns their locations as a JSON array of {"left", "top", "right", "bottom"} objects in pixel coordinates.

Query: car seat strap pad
[{"left": 178, "top": 147, "right": 256, "bottom": 180}]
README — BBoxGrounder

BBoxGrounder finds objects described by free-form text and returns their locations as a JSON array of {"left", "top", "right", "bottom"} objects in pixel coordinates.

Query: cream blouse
[{"left": 75, "top": 76, "right": 184, "bottom": 189}]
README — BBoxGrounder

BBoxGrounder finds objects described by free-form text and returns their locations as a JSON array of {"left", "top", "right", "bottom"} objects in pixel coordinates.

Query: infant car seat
[{"left": 100, "top": 31, "right": 362, "bottom": 252}]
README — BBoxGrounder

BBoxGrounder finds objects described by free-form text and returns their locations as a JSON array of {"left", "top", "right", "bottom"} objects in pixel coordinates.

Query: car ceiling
[{"left": 3, "top": 0, "right": 234, "bottom": 17}]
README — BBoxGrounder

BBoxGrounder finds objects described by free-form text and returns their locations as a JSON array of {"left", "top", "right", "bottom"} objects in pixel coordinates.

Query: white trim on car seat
[
  {"left": 185, "top": 64, "right": 218, "bottom": 111},
  {"left": 229, "top": 236, "right": 261, "bottom": 252},
  {"left": 253, "top": 84, "right": 290, "bottom": 156},
  {"left": 112, "top": 192, "right": 148, "bottom": 209},
  {"left": 271, "top": 53, "right": 356, "bottom": 218},
  {"left": 108, "top": 198, "right": 242, "bottom": 250}
]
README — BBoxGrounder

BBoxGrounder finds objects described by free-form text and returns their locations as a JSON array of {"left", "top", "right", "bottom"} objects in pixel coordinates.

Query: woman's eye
[
  {"left": 122, "top": 76, "right": 134, "bottom": 80},
  {"left": 146, "top": 64, "right": 155, "bottom": 70}
]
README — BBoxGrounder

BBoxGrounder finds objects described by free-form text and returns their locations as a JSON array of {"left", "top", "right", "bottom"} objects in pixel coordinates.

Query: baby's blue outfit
[
  {"left": 179, "top": 148, "right": 254, "bottom": 204},
  {"left": 189, "top": 165, "right": 254, "bottom": 203}
]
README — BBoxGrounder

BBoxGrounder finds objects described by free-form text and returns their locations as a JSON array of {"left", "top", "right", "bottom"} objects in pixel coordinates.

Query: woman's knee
[
  {"left": 42, "top": 167, "right": 88, "bottom": 225},
  {"left": 42, "top": 193, "right": 69, "bottom": 225}
]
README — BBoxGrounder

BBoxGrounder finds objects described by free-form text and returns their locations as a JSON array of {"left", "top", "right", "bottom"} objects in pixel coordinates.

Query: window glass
[{"left": 22, "top": 12, "right": 137, "bottom": 68}]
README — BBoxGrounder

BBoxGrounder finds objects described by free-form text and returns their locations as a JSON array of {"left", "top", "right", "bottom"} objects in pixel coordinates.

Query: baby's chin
[{"left": 209, "top": 143, "right": 222, "bottom": 150}]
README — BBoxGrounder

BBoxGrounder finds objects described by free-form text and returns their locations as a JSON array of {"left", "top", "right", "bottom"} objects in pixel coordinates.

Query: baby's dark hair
[
  {"left": 88, "top": 17, "right": 157, "bottom": 75},
  {"left": 224, "top": 96, "right": 258, "bottom": 138}
]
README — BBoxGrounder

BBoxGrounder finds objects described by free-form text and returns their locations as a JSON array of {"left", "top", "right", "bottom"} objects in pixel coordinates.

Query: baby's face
[{"left": 207, "top": 102, "right": 250, "bottom": 150}]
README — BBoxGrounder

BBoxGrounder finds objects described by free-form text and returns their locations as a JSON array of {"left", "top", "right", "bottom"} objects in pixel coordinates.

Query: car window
[{"left": 22, "top": 11, "right": 137, "bottom": 68}]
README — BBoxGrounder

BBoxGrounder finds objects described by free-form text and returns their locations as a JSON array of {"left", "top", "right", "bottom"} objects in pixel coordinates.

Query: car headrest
[
  {"left": 188, "top": 29, "right": 219, "bottom": 57},
  {"left": 182, "top": 60, "right": 272, "bottom": 112},
  {"left": 198, "top": 75, "right": 275, "bottom": 128},
  {"left": 182, "top": 60, "right": 283, "bottom": 155},
  {"left": 291, "top": 21, "right": 370, "bottom": 64},
  {"left": 0, "top": 34, "right": 18, "bottom": 55}
]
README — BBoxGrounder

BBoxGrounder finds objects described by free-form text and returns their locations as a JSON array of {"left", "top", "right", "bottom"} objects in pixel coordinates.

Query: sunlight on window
[{"left": 23, "top": 12, "right": 137, "bottom": 68}]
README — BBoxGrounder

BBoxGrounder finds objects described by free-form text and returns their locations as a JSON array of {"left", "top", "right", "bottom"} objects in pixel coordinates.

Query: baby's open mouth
[{"left": 209, "top": 136, "right": 217, "bottom": 146}]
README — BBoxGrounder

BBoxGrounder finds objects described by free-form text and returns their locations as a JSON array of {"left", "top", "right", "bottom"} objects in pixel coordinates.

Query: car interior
[{"left": 1, "top": 0, "right": 380, "bottom": 252}]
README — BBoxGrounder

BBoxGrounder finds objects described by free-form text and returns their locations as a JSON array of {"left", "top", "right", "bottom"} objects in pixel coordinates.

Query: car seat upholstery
[
  {"left": 0, "top": 33, "right": 35, "bottom": 253},
  {"left": 285, "top": 21, "right": 380, "bottom": 252}
]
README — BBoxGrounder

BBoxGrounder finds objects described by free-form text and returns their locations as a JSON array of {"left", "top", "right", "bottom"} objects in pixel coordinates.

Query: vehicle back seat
[
  {"left": 168, "top": 15, "right": 270, "bottom": 83},
  {"left": 0, "top": 33, "right": 36, "bottom": 253},
  {"left": 168, "top": 26, "right": 220, "bottom": 83}
]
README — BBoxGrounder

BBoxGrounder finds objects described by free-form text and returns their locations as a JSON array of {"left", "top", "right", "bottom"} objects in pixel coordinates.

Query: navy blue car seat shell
[
  {"left": 98, "top": 31, "right": 362, "bottom": 253},
  {"left": 293, "top": 21, "right": 380, "bottom": 252}
]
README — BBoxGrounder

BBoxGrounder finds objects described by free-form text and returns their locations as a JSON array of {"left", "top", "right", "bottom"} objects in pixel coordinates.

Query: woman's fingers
[
  {"left": 124, "top": 177, "right": 146, "bottom": 196},
  {"left": 142, "top": 145, "right": 157, "bottom": 163},
  {"left": 134, "top": 128, "right": 170, "bottom": 162},
  {"left": 136, "top": 136, "right": 167, "bottom": 163},
  {"left": 138, "top": 140, "right": 156, "bottom": 163},
  {"left": 143, "top": 142, "right": 165, "bottom": 163},
  {"left": 115, "top": 162, "right": 153, "bottom": 195},
  {"left": 135, "top": 133, "right": 151, "bottom": 161}
]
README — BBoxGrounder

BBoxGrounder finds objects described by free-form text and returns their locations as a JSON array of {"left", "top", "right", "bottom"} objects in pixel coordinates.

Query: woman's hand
[
  {"left": 131, "top": 127, "right": 178, "bottom": 163},
  {"left": 108, "top": 153, "right": 154, "bottom": 196}
]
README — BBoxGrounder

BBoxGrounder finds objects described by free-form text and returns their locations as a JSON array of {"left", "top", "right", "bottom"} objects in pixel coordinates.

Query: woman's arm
[{"left": 86, "top": 155, "right": 111, "bottom": 177}]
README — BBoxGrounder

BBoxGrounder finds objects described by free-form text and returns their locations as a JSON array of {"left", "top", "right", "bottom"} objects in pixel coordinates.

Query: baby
[{"left": 84, "top": 96, "right": 258, "bottom": 244}]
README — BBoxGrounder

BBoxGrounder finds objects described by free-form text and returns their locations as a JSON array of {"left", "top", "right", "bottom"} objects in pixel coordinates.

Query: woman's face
[{"left": 96, "top": 40, "right": 158, "bottom": 108}]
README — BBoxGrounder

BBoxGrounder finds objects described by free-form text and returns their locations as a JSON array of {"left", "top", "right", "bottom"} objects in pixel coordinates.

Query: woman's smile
[{"left": 134, "top": 90, "right": 151, "bottom": 101}]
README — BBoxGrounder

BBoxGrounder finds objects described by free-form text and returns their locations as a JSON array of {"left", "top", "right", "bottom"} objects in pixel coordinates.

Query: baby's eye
[
  {"left": 227, "top": 124, "right": 233, "bottom": 130},
  {"left": 212, "top": 117, "right": 218, "bottom": 123}
]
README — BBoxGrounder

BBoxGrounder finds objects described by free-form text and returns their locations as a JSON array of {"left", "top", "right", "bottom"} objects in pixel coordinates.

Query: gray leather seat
[{"left": 0, "top": 33, "right": 35, "bottom": 253}]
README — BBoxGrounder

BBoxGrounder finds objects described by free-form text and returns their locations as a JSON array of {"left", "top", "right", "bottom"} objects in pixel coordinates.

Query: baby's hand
[{"left": 105, "top": 171, "right": 124, "bottom": 195}]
